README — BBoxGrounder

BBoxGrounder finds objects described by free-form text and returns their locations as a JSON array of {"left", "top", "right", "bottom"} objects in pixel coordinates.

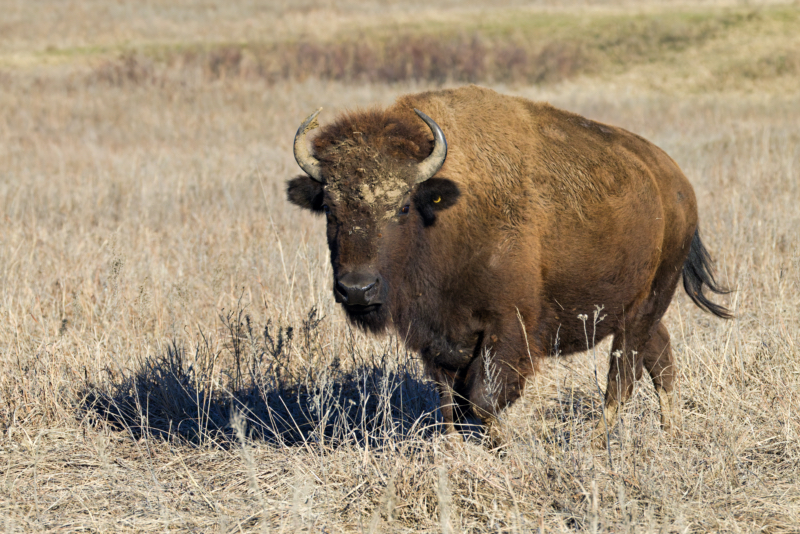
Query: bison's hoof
[
  {"left": 657, "top": 389, "right": 681, "bottom": 437},
  {"left": 591, "top": 429, "right": 609, "bottom": 450},
  {"left": 440, "top": 431, "right": 465, "bottom": 452},
  {"left": 480, "top": 417, "right": 507, "bottom": 454},
  {"left": 590, "top": 402, "right": 619, "bottom": 449},
  {"left": 661, "top": 417, "right": 683, "bottom": 440},
  {"left": 488, "top": 441, "right": 509, "bottom": 458}
]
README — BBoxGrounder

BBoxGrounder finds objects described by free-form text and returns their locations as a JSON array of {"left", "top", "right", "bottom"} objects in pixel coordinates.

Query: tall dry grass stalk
[{"left": 2, "top": 2, "right": 800, "bottom": 532}]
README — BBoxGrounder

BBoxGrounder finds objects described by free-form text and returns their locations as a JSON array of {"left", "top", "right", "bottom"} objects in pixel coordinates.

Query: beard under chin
[{"left": 343, "top": 305, "right": 390, "bottom": 334}]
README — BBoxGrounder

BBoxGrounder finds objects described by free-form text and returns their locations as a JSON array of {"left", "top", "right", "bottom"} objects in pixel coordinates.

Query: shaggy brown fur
[{"left": 287, "top": 85, "right": 730, "bottom": 447}]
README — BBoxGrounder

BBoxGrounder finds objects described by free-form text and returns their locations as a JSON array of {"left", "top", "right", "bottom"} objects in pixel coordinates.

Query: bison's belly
[{"left": 537, "top": 228, "right": 663, "bottom": 354}]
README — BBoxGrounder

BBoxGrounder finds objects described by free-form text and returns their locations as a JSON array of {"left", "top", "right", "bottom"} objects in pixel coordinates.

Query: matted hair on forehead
[{"left": 311, "top": 108, "right": 435, "bottom": 164}]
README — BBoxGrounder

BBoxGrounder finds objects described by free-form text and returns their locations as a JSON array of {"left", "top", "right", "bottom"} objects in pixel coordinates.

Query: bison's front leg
[
  {"left": 428, "top": 365, "right": 460, "bottom": 437},
  {"left": 422, "top": 344, "right": 474, "bottom": 440},
  {"left": 462, "top": 335, "right": 532, "bottom": 450}
]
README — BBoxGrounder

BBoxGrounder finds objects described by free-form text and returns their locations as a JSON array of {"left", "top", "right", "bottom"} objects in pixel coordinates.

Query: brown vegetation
[
  {"left": 91, "top": 36, "right": 590, "bottom": 86},
  {"left": 85, "top": 7, "right": 797, "bottom": 88}
]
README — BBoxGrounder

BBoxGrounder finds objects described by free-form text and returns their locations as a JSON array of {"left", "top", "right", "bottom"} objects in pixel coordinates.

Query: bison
[{"left": 287, "top": 85, "right": 730, "bottom": 448}]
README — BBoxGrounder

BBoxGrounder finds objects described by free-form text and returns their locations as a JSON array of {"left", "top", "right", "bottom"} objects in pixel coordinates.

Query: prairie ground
[{"left": 1, "top": 1, "right": 799, "bottom": 532}]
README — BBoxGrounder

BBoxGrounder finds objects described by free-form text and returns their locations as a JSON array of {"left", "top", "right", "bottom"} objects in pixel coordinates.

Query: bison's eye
[
  {"left": 412, "top": 177, "right": 460, "bottom": 227},
  {"left": 400, "top": 204, "right": 410, "bottom": 214},
  {"left": 323, "top": 204, "right": 330, "bottom": 215}
]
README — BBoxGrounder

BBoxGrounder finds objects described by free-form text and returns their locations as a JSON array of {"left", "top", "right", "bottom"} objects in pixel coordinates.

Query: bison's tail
[{"left": 682, "top": 229, "right": 733, "bottom": 319}]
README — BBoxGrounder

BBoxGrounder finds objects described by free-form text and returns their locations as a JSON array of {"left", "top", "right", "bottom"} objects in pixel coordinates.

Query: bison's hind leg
[
  {"left": 643, "top": 322, "right": 679, "bottom": 435},
  {"left": 592, "top": 320, "right": 678, "bottom": 448}
]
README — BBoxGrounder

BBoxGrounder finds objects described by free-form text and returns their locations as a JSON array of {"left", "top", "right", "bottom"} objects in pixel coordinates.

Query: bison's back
[{"left": 395, "top": 85, "right": 692, "bottom": 216}]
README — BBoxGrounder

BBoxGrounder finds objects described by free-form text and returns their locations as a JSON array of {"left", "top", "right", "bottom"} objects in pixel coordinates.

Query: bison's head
[{"left": 287, "top": 108, "right": 460, "bottom": 332}]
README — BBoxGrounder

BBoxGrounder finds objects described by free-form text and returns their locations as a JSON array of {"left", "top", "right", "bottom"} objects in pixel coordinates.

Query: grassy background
[
  {"left": 1, "top": 0, "right": 799, "bottom": 532},
  {"left": 5, "top": 1, "right": 800, "bottom": 91}
]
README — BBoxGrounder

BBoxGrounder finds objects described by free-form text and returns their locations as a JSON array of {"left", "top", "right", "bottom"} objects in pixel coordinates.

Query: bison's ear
[
  {"left": 413, "top": 178, "right": 461, "bottom": 227},
  {"left": 287, "top": 175, "right": 325, "bottom": 212}
]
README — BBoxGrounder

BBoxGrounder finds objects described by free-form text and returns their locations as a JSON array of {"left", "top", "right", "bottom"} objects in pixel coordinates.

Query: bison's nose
[{"left": 335, "top": 272, "right": 383, "bottom": 308}]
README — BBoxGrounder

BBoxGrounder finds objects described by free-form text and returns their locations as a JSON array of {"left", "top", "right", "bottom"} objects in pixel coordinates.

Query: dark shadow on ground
[{"left": 79, "top": 340, "right": 483, "bottom": 448}]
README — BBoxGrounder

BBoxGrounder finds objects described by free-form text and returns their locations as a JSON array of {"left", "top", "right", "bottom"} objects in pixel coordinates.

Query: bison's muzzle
[{"left": 334, "top": 271, "right": 386, "bottom": 314}]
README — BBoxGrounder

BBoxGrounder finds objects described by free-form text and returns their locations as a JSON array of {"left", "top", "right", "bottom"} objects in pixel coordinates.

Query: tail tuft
[{"left": 682, "top": 229, "right": 733, "bottom": 319}]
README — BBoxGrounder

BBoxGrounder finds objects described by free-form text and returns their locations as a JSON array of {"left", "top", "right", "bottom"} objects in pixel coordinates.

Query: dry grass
[
  {"left": 2, "top": 1, "right": 800, "bottom": 532},
  {"left": 4, "top": 0, "right": 800, "bottom": 91}
]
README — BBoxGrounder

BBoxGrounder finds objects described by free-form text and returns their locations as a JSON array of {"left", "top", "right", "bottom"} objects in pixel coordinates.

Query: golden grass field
[{"left": 1, "top": 0, "right": 799, "bottom": 532}]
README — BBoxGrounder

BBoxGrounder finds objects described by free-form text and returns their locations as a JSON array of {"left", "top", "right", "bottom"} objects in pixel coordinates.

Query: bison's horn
[
  {"left": 293, "top": 108, "right": 324, "bottom": 183},
  {"left": 414, "top": 109, "right": 448, "bottom": 185}
]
